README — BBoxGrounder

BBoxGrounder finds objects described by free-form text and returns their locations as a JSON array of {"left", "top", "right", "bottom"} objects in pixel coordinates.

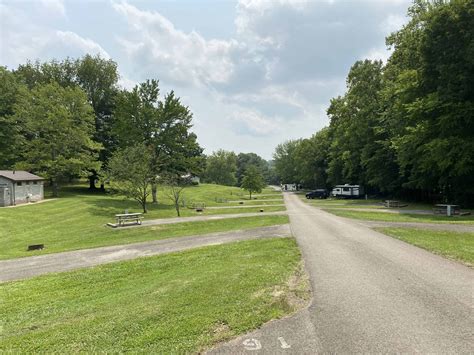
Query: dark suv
[{"left": 305, "top": 189, "right": 328, "bottom": 199}]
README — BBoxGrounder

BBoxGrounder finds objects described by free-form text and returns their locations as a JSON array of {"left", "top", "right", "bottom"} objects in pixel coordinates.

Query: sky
[{"left": 0, "top": 0, "right": 411, "bottom": 159}]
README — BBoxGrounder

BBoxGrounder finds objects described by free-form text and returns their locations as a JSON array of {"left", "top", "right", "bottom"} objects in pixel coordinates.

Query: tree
[
  {"left": 108, "top": 144, "right": 154, "bottom": 213},
  {"left": 241, "top": 165, "right": 266, "bottom": 199},
  {"left": 14, "top": 55, "right": 120, "bottom": 190},
  {"left": 162, "top": 174, "right": 190, "bottom": 217},
  {"left": 202, "top": 150, "right": 238, "bottom": 186},
  {"left": 114, "top": 81, "right": 203, "bottom": 202},
  {"left": 75, "top": 55, "right": 120, "bottom": 190},
  {"left": 13, "top": 82, "right": 101, "bottom": 197},
  {"left": 273, "top": 140, "right": 301, "bottom": 184},
  {"left": 0, "top": 67, "right": 26, "bottom": 168},
  {"left": 236, "top": 152, "right": 271, "bottom": 185}
]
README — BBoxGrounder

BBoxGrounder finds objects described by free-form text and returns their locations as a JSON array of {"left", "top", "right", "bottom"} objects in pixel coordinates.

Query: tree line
[
  {"left": 0, "top": 56, "right": 273, "bottom": 211},
  {"left": 273, "top": 0, "right": 474, "bottom": 205},
  {"left": 200, "top": 149, "right": 278, "bottom": 187}
]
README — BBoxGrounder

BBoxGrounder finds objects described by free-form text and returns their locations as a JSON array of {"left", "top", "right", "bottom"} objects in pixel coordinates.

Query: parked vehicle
[
  {"left": 331, "top": 184, "right": 364, "bottom": 198},
  {"left": 306, "top": 189, "right": 329, "bottom": 199},
  {"left": 281, "top": 183, "right": 298, "bottom": 191}
]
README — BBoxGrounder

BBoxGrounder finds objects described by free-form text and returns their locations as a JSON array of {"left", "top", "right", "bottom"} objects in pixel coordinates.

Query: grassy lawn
[
  {"left": 1, "top": 183, "right": 287, "bottom": 260},
  {"left": 302, "top": 196, "right": 436, "bottom": 211},
  {"left": 377, "top": 228, "right": 474, "bottom": 266},
  {"left": 324, "top": 209, "right": 474, "bottom": 224},
  {"left": 0, "top": 238, "right": 309, "bottom": 353},
  {"left": 1, "top": 213, "right": 288, "bottom": 260}
]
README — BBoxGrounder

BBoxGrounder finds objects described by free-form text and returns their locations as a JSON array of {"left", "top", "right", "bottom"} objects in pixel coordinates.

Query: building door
[{"left": 0, "top": 187, "right": 11, "bottom": 207}]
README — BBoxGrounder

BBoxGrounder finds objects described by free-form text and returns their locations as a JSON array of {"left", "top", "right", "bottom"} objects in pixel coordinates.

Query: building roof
[{"left": 0, "top": 171, "right": 45, "bottom": 182}]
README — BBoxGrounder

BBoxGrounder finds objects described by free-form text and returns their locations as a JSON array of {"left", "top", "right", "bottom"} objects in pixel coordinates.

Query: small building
[{"left": 0, "top": 171, "right": 45, "bottom": 207}]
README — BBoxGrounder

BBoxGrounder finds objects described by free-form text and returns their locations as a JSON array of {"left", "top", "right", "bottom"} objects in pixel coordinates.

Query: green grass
[
  {"left": 1, "top": 213, "right": 288, "bottom": 260},
  {"left": 377, "top": 228, "right": 474, "bottom": 266},
  {"left": 0, "top": 238, "right": 308, "bottom": 353},
  {"left": 324, "top": 209, "right": 474, "bottom": 224},
  {"left": 0, "top": 183, "right": 286, "bottom": 260},
  {"left": 302, "top": 196, "right": 437, "bottom": 211}
]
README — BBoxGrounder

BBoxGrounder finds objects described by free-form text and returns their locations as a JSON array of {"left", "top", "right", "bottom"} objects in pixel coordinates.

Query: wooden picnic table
[
  {"left": 433, "top": 204, "right": 460, "bottom": 216},
  {"left": 384, "top": 200, "right": 408, "bottom": 208},
  {"left": 115, "top": 212, "right": 144, "bottom": 226}
]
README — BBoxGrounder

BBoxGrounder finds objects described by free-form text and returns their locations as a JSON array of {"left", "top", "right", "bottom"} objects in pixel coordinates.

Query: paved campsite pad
[{"left": 0, "top": 225, "right": 291, "bottom": 282}]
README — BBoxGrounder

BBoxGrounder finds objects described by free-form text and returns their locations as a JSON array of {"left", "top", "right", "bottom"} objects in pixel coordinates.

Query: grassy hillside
[
  {"left": 1, "top": 184, "right": 286, "bottom": 259},
  {"left": 0, "top": 238, "right": 309, "bottom": 353}
]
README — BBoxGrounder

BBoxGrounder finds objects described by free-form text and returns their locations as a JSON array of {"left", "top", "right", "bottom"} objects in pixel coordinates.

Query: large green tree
[
  {"left": 108, "top": 144, "right": 154, "bottom": 213},
  {"left": 203, "top": 150, "right": 238, "bottom": 186},
  {"left": 13, "top": 82, "right": 101, "bottom": 196},
  {"left": 0, "top": 67, "right": 26, "bottom": 168},
  {"left": 14, "top": 55, "right": 120, "bottom": 190},
  {"left": 236, "top": 152, "right": 270, "bottom": 185},
  {"left": 241, "top": 165, "right": 266, "bottom": 199},
  {"left": 114, "top": 80, "right": 203, "bottom": 202}
]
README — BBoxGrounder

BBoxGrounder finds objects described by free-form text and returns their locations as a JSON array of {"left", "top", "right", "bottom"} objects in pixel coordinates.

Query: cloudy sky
[{"left": 0, "top": 0, "right": 411, "bottom": 159}]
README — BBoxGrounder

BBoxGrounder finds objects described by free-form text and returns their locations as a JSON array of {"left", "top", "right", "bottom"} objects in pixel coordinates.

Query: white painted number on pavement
[
  {"left": 242, "top": 338, "right": 262, "bottom": 351},
  {"left": 278, "top": 336, "right": 291, "bottom": 349}
]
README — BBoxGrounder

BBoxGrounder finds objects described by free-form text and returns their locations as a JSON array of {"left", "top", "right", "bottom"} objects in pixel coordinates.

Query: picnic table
[
  {"left": 433, "top": 204, "right": 460, "bottom": 217},
  {"left": 384, "top": 200, "right": 408, "bottom": 208},
  {"left": 115, "top": 212, "right": 144, "bottom": 226}
]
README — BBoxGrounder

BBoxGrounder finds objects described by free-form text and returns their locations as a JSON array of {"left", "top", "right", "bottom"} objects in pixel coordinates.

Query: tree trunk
[
  {"left": 175, "top": 203, "right": 180, "bottom": 217},
  {"left": 249, "top": 191, "right": 252, "bottom": 200},
  {"left": 52, "top": 180, "right": 59, "bottom": 197},
  {"left": 152, "top": 182, "right": 158, "bottom": 204},
  {"left": 100, "top": 183, "right": 105, "bottom": 192},
  {"left": 88, "top": 175, "right": 97, "bottom": 190}
]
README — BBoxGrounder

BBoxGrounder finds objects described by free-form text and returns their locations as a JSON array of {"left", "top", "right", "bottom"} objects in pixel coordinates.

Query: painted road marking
[
  {"left": 278, "top": 336, "right": 291, "bottom": 349},
  {"left": 242, "top": 338, "right": 262, "bottom": 351}
]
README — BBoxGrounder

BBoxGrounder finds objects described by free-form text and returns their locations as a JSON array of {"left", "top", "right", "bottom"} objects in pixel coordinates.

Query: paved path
[
  {"left": 322, "top": 207, "right": 434, "bottom": 215},
  {"left": 210, "top": 193, "right": 474, "bottom": 353},
  {"left": 206, "top": 204, "right": 285, "bottom": 210},
  {"left": 0, "top": 225, "right": 291, "bottom": 283},
  {"left": 360, "top": 220, "right": 474, "bottom": 232},
  {"left": 227, "top": 198, "right": 284, "bottom": 203}
]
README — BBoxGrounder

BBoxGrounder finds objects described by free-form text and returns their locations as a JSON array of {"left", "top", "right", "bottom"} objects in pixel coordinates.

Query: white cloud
[
  {"left": 232, "top": 109, "right": 282, "bottom": 137},
  {"left": 0, "top": 3, "right": 109, "bottom": 68},
  {"left": 40, "top": 0, "right": 66, "bottom": 17},
  {"left": 55, "top": 31, "right": 110, "bottom": 59},
  {"left": 113, "top": 1, "right": 238, "bottom": 87}
]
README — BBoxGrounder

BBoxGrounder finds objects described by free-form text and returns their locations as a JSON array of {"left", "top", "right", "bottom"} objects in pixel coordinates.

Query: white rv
[
  {"left": 331, "top": 184, "right": 364, "bottom": 198},
  {"left": 281, "top": 183, "right": 298, "bottom": 191}
]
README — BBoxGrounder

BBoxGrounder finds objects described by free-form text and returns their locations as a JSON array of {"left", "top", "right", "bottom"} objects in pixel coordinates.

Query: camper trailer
[
  {"left": 281, "top": 183, "right": 298, "bottom": 191},
  {"left": 331, "top": 184, "right": 364, "bottom": 198}
]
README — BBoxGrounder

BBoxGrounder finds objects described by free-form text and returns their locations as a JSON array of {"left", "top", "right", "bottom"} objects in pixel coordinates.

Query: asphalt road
[
  {"left": 210, "top": 193, "right": 474, "bottom": 354},
  {"left": 0, "top": 224, "right": 291, "bottom": 283}
]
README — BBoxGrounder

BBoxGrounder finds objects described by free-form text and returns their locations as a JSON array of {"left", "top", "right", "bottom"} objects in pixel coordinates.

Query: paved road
[
  {"left": 210, "top": 193, "right": 474, "bottom": 353},
  {"left": 0, "top": 225, "right": 291, "bottom": 283},
  {"left": 206, "top": 204, "right": 285, "bottom": 210}
]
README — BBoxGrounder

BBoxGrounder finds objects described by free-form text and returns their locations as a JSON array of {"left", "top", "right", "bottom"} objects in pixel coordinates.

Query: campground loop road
[{"left": 210, "top": 193, "right": 474, "bottom": 354}]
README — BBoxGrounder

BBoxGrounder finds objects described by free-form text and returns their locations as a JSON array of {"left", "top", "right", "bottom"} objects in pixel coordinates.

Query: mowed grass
[
  {"left": 302, "top": 196, "right": 436, "bottom": 211},
  {"left": 0, "top": 183, "right": 286, "bottom": 260},
  {"left": 0, "top": 238, "right": 307, "bottom": 353},
  {"left": 1, "top": 212, "right": 288, "bottom": 260},
  {"left": 325, "top": 209, "right": 474, "bottom": 224},
  {"left": 377, "top": 228, "right": 474, "bottom": 266}
]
